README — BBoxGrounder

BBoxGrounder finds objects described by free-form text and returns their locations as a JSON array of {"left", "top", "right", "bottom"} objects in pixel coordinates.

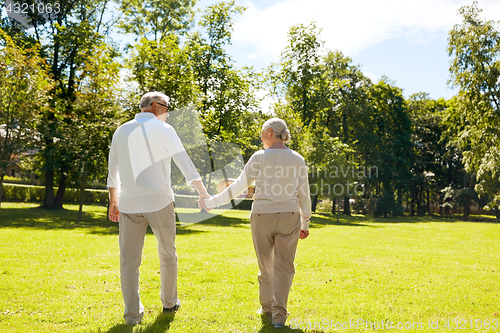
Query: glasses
[{"left": 150, "top": 102, "right": 169, "bottom": 109}]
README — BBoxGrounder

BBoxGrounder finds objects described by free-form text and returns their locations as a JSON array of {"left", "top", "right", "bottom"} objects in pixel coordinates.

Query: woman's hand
[{"left": 299, "top": 230, "right": 309, "bottom": 239}]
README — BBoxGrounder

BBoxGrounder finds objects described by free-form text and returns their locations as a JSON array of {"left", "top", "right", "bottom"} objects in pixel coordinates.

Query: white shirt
[
  {"left": 205, "top": 149, "right": 312, "bottom": 231},
  {"left": 107, "top": 112, "right": 201, "bottom": 213}
]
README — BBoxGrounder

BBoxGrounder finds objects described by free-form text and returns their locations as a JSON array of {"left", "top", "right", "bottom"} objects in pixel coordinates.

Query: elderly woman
[{"left": 205, "top": 118, "right": 311, "bottom": 329}]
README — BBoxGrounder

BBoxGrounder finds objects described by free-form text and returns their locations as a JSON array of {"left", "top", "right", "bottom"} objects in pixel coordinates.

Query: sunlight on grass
[{"left": 1, "top": 203, "right": 500, "bottom": 332}]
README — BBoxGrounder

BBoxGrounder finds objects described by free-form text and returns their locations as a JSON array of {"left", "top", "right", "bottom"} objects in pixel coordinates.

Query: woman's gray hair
[
  {"left": 139, "top": 92, "right": 171, "bottom": 111},
  {"left": 263, "top": 118, "right": 291, "bottom": 143}
]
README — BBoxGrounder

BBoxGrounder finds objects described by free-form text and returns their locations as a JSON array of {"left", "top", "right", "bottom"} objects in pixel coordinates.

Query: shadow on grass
[
  {"left": 0, "top": 207, "right": 205, "bottom": 236},
  {"left": 256, "top": 316, "right": 324, "bottom": 333},
  {"left": 104, "top": 312, "right": 176, "bottom": 333},
  {"left": 311, "top": 213, "right": 376, "bottom": 228},
  {"left": 189, "top": 213, "right": 249, "bottom": 228},
  {"left": 309, "top": 212, "right": 496, "bottom": 226}
]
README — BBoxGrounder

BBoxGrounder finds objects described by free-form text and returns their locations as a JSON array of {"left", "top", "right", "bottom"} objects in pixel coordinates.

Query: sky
[
  {"left": 196, "top": 0, "right": 500, "bottom": 101},
  {"left": 3, "top": 0, "right": 499, "bottom": 105}
]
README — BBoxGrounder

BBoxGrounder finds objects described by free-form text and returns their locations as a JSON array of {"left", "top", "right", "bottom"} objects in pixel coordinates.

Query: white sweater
[{"left": 205, "top": 148, "right": 312, "bottom": 231}]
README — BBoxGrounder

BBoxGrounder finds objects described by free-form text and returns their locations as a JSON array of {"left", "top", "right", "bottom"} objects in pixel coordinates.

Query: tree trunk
[
  {"left": 0, "top": 173, "right": 4, "bottom": 209},
  {"left": 463, "top": 195, "right": 470, "bottom": 221},
  {"left": 343, "top": 195, "right": 351, "bottom": 216},
  {"left": 77, "top": 171, "right": 88, "bottom": 224},
  {"left": 426, "top": 186, "right": 430, "bottom": 215},
  {"left": 42, "top": 167, "right": 55, "bottom": 208},
  {"left": 410, "top": 187, "right": 415, "bottom": 216},
  {"left": 55, "top": 175, "right": 67, "bottom": 209},
  {"left": 396, "top": 187, "right": 402, "bottom": 217},
  {"left": 311, "top": 195, "right": 318, "bottom": 213},
  {"left": 495, "top": 206, "right": 499, "bottom": 223},
  {"left": 416, "top": 187, "right": 422, "bottom": 216},
  {"left": 331, "top": 196, "right": 336, "bottom": 215}
]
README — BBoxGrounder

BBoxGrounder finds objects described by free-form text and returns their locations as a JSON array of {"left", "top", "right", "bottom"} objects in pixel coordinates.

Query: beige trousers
[
  {"left": 250, "top": 211, "right": 301, "bottom": 324},
  {"left": 119, "top": 203, "right": 179, "bottom": 324}
]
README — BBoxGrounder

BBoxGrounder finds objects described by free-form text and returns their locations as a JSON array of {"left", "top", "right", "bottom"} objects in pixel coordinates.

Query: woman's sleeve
[
  {"left": 205, "top": 153, "right": 261, "bottom": 209},
  {"left": 297, "top": 160, "right": 312, "bottom": 231}
]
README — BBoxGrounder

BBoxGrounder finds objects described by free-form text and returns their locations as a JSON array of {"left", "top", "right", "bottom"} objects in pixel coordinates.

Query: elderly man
[{"left": 107, "top": 92, "right": 210, "bottom": 325}]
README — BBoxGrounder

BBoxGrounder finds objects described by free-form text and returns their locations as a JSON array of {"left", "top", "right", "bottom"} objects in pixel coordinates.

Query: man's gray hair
[
  {"left": 263, "top": 118, "right": 291, "bottom": 143},
  {"left": 139, "top": 92, "right": 171, "bottom": 111}
]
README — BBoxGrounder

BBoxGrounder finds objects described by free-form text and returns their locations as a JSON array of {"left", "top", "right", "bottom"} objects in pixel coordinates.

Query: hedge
[
  {"left": 1, "top": 184, "right": 253, "bottom": 210},
  {"left": 1, "top": 184, "right": 108, "bottom": 205}
]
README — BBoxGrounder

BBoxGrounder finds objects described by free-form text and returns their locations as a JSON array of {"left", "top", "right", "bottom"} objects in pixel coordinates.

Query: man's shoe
[
  {"left": 273, "top": 322, "right": 285, "bottom": 329},
  {"left": 256, "top": 307, "right": 272, "bottom": 321},
  {"left": 163, "top": 304, "right": 180, "bottom": 313}
]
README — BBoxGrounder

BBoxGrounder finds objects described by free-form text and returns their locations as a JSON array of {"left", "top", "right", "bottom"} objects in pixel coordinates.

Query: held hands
[
  {"left": 109, "top": 202, "right": 120, "bottom": 223},
  {"left": 198, "top": 194, "right": 212, "bottom": 212},
  {"left": 299, "top": 229, "right": 309, "bottom": 239}
]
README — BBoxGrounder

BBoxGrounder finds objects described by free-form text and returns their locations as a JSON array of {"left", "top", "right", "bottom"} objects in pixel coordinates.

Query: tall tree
[
  {"left": 448, "top": 1, "right": 500, "bottom": 214},
  {"left": 72, "top": 45, "right": 122, "bottom": 222},
  {"left": 188, "top": 1, "right": 260, "bottom": 147},
  {"left": 0, "top": 29, "right": 52, "bottom": 208},
  {"left": 118, "top": 0, "right": 196, "bottom": 42},
  {"left": 270, "top": 22, "right": 324, "bottom": 127},
  {"left": 321, "top": 50, "right": 372, "bottom": 215},
  {"left": 4, "top": 0, "right": 120, "bottom": 208},
  {"left": 406, "top": 94, "right": 449, "bottom": 215},
  {"left": 367, "top": 79, "right": 412, "bottom": 217}
]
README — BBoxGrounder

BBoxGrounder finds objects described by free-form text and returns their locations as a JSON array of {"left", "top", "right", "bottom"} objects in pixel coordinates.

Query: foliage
[
  {"left": 128, "top": 35, "right": 195, "bottom": 109},
  {"left": 1, "top": 184, "right": 108, "bottom": 204},
  {"left": 188, "top": 1, "right": 261, "bottom": 147},
  {"left": 448, "top": 1, "right": 500, "bottom": 210},
  {"left": 0, "top": 29, "right": 52, "bottom": 207},
  {"left": 118, "top": 0, "right": 196, "bottom": 41}
]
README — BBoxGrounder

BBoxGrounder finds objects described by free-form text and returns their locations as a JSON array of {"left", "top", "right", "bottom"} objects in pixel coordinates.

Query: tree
[
  {"left": 120, "top": 0, "right": 198, "bottom": 110},
  {"left": 4, "top": 0, "right": 119, "bottom": 209},
  {"left": 406, "top": 93, "right": 449, "bottom": 215},
  {"left": 448, "top": 1, "right": 500, "bottom": 213},
  {"left": 0, "top": 29, "right": 52, "bottom": 208},
  {"left": 129, "top": 34, "right": 196, "bottom": 109},
  {"left": 321, "top": 50, "right": 372, "bottom": 215},
  {"left": 118, "top": 0, "right": 196, "bottom": 42},
  {"left": 367, "top": 79, "right": 412, "bottom": 217},
  {"left": 186, "top": 1, "right": 262, "bottom": 195},
  {"left": 72, "top": 45, "right": 122, "bottom": 222},
  {"left": 269, "top": 22, "right": 324, "bottom": 127}
]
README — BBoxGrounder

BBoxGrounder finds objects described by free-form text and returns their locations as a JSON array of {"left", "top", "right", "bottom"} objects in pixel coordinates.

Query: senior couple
[{"left": 107, "top": 92, "right": 312, "bottom": 329}]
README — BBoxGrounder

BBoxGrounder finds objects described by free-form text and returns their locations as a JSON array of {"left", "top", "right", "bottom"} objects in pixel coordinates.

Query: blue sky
[
  {"left": 196, "top": 0, "right": 500, "bottom": 101},
  {"left": 3, "top": 0, "right": 499, "bottom": 104}
]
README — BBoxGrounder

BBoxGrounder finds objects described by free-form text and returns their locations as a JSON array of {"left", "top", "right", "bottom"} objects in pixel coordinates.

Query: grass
[{"left": 1, "top": 203, "right": 500, "bottom": 332}]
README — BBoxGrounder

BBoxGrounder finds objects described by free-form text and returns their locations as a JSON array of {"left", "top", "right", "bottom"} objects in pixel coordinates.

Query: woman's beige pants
[{"left": 250, "top": 211, "right": 301, "bottom": 325}]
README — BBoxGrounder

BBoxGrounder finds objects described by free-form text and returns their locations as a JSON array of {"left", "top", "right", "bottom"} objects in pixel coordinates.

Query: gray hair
[
  {"left": 139, "top": 92, "right": 171, "bottom": 111},
  {"left": 263, "top": 118, "right": 291, "bottom": 143}
]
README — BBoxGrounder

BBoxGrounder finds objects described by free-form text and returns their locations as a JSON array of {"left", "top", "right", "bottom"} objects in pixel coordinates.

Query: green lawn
[{"left": 1, "top": 203, "right": 500, "bottom": 332}]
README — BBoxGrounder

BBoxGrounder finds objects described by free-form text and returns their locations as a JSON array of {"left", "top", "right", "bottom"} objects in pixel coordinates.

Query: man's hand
[
  {"left": 299, "top": 230, "right": 309, "bottom": 239},
  {"left": 192, "top": 180, "right": 212, "bottom": 212},
  {"left": 109, "top": 202, "right": 120, "bottom": 222},
  {"left": 108, "top": 188, "right": 120, "bottom": 222}
]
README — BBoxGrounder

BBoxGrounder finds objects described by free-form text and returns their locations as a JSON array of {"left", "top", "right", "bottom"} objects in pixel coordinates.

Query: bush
[
  {"left": 1, "top": 184, "right": 108, "bottom": 205},
  {"left": 4, "top": 176, "right": 44, "bottom": 186},
  {"left": 1, "top": 184, "right": 254, "bottom": 209},
  {"left": 316, "top": 199, "right": 333, "bottom": 214}
]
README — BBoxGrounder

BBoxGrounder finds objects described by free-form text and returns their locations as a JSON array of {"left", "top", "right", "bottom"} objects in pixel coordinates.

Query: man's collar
[{"left": 135, "top": 112, "right": 156, "bottom": 119}]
